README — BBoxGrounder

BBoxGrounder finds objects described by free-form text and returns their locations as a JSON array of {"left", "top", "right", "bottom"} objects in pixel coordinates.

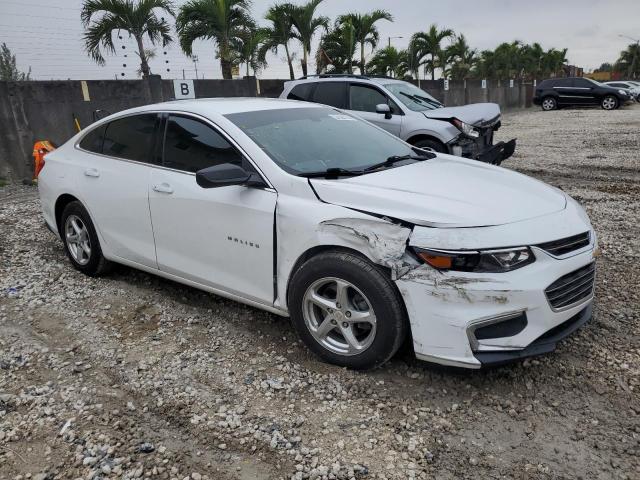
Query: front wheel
[
  {"left": 288, "top": 251, "right": 407, "bottom": 370},
  {"left": 601, "top": 95, "right": 618, "bottom": 110},
  {"left": 412, "top": 138, "right": 446, "bottom": 153}
]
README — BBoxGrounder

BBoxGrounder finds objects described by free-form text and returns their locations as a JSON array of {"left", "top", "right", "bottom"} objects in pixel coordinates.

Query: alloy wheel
[
  {"left": 602, "top": 96, "right": 617, "bottom": 110},
  {"left": 65, "top": 214, "right": 91, "bottom": 265},
  {"left": 302, "top": 277, "right": 377, "bottom": 356},
  {"left": 542, "top": 98, "right": 555, "bottom": 110}
]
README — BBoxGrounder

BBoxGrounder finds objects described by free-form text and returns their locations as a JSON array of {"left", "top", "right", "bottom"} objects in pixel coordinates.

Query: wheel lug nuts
[
  {"left": 328, "top": 308, "right": 333, "bottom": 313},
  {"left": 342, "top": 322, "right": 348, "bottom": 328},
  {"left": 345, "top": 311, "right": 351, "bottom": 318},
  {"left": 331, "top": 319, "right": 337, "bottom": 325},
  {"left": 336, "top": 303, "right": 341, "bottom": 309}
]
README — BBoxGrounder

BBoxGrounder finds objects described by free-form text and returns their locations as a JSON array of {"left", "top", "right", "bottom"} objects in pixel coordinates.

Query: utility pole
[
  {"left": 192, "top": 55, "right": 199, "bottom": 79},
  {"left": 387, "top": 36, "right": 403, "bottom": 77}
]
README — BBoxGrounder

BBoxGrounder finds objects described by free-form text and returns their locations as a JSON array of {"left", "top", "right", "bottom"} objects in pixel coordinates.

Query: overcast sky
[{"left": 1, "top": 0, "right": 638, "bottom": 80}]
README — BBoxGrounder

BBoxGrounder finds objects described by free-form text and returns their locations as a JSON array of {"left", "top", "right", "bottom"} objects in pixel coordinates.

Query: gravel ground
[{"left": 1, "top": 104, "right": 639, "bottom": 480}]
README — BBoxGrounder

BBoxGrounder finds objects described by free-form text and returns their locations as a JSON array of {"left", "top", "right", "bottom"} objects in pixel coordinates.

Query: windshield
[
  {"left": 383, "top": 82, "right": 443, "bottom": 111},
  {"left": 226, "top": 107, "right": 418, "bottom": 175}
]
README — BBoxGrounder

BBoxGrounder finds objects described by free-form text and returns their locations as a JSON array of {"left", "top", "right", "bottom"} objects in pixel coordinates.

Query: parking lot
[{"left": 1, "top": 105, "right": 639, "bottom": 479}]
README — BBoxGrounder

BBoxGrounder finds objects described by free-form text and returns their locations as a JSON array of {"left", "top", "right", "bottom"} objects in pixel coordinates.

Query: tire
[
  {"left": 412, "top": 138, "right": 446, "bottom": 153},
  {"left": 601, "top": 95, "right": 618, "bottom": 110},
  {"left": 60, "top": 201, "right": 112, "bottom": 276},
  {"left": 288, "top": 251, "right": 407, "bottom": 370},
  {"left": 541, "top": 96, "right": 557, "bottom": 111}
]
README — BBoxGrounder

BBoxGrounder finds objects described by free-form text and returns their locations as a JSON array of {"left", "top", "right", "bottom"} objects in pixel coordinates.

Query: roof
[{"left": 126, "top": 97, "right": 320, "bottom": 117}]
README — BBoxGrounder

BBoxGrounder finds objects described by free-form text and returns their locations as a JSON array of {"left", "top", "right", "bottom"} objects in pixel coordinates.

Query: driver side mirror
[
  {"left": 376, "top": 103, "right": 393, "bottom": 119},
  {"left": 196, "top": 163, "right": 267, "bottom": 189}
]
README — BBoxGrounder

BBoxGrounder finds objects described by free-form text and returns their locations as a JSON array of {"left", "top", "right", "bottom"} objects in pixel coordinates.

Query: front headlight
[
  {"left": 451, "top": 118, "right": 480, "bottom": 138},
  {"left": 414, "top": 247, "right": 535, "bottom": 273},
  {"left": 618, "top": 89, "right": 627, "bottom": 96}
]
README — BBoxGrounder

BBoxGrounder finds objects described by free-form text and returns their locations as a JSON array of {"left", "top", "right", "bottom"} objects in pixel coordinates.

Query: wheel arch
[
  {"left": 54, "top": 193, "right": 81, "bottom": 235},
  {"left": 406, "top": 134, "right": 448, "bottom": 151}
]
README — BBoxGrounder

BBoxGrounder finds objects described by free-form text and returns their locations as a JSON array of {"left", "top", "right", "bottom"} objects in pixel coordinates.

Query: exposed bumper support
[{"left": 476, "top": 138, "right": 516, "bottom": 165}]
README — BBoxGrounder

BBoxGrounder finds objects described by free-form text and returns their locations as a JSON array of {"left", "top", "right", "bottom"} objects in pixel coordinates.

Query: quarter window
[
  {"left": 102, "top": 114, "right": 157, "bottom": 162},
  {"left": 288, "top": 83, "right": 315, "bottom": 101},
  {"left": 78, "top": 124, "right": 106, "bottom": 154},
  {"left": 163, "top": 115, "right": 242, "bottom": 173},
  {"left": 311, "top": 82, "right": 347, "bottom": 108}
]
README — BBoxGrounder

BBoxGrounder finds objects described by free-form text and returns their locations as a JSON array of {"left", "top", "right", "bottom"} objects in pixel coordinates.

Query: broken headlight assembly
[
  {"left": 450, "top": 118, "right": 480, "bottom": 138},
  {"left": 413, "top": 246, "right": 535, "bottom": 273}
]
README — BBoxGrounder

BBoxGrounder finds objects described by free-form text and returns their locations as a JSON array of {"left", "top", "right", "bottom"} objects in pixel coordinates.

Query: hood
[
  {"left": 310, "top": 156, "right": 567, "bottom": 228},
  {"left": 424, "top": 103, "right": 501, "bottom": 126}
]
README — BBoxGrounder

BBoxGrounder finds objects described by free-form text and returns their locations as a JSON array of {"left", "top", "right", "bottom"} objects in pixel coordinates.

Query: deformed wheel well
[
  {"left": 54, "top": 194, "right": 79, "bottom": 234},
  {"left": 284, "top": 245, "right": 414, "bottom": 353},
  {"left": 406, "top": 134, "right": 446, "bottom": 151}
]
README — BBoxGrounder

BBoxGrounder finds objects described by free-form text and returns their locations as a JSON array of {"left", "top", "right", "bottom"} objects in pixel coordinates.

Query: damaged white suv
[{"left": 38, "top": 99, "right": 598, "bottom": 370}]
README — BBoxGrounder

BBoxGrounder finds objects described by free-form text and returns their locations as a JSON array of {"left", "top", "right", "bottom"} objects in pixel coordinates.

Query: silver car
[{"left": 280, "top": 75, "right": 516, "bottom": 165}]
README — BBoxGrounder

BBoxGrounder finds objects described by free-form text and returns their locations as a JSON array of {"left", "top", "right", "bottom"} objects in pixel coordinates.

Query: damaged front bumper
[
  {"left": 448, "top": 118, "right": 516, "bottom": 165},
  {"left": 395, "top": 223, "right": 597, "bottom": 369}
]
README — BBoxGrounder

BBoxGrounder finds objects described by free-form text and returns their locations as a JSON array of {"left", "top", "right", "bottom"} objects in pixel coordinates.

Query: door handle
[
  {"left": 153, "top": 183, "right": 174, "bottom": 194},
  {"left": 84, "top": 168, "right": 100, "bottom": 178}
]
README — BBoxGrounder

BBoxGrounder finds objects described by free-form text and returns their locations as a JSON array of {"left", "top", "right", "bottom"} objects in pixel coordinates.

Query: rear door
[
  {"left": 570, "top": 78, "right": 598, "bottom": 105},
  {"left": 347, "top": 83, "right": 403, "bottom": 136},
  {"left": 148, "top": 113, "right": 276, "bottom": 304},
  {"left": 551, "top": 78, "right": 575, "bottom": 105},
  {"left": 75, "top": 113, "right": 159, "bottom": 268}
]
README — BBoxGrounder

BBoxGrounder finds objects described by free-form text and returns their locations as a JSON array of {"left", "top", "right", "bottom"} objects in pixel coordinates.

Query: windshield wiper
[
  {"left": 399, "top": 91, "right": 443, "bottom": 108},
  {"left": 298, "top": 167, "right": 364, "bottom": 179},
  {"left": 363, "top": 153, "right": 433, "bottom": 172}
]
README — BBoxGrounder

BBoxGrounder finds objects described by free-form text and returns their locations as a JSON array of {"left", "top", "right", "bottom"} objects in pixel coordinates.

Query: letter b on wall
[{"left": 173, "top": 79, "right": 195, "bottom": 100}]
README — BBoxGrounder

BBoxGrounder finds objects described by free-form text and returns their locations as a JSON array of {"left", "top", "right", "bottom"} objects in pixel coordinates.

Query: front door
[
  {"left": 347, "top": 83, "right": 403, "bottom": 136},
  {"left": 148, "top": 114, "right": 276, "bottom": 305}
]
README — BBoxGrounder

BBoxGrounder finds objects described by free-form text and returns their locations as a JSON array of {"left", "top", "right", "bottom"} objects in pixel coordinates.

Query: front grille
[
  {"left": 537, "top": 232, "right": 590, "bottom": 256},
  {"left": 545, "top": 262, "right": 596, "bottom": 310}
]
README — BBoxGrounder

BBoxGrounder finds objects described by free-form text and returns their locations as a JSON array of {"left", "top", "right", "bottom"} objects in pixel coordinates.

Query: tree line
[
  {"left": 80, "top": 0, "right": 571, "bottom": 81},
  {"left": 594, "top": 43, "right": 640, "bottom": 79}
]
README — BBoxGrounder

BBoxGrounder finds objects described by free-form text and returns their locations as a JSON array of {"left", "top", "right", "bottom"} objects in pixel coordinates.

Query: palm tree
[
  {"left": 445, "top": 34, "right": 476, "bottom": 80},
  {"left": 366, "top": 46, "right": 408, "bottom": 78},
  {"left": 81, "top": 0, "right": 174, "bottom": 77},
  {"left": 176, "top": 0, "right": 253, "bottom": 80},
  {"left": 315, "top": 20, "right": 357, "bottom": 74},
  {"left": 235, "top": 22, "right": 269, "bottom": 77},
  {"left": 410, "top": 24, "right": 454, "bottom": 80},
  {"left": 616, "top": 43, "right": 639, "bottom": 79},
  {"left": 336, "top": 10, "right": 393, "bottom": 74},
  {"left": 289, "top": 0, "right": 329, "bottom": 76},
  {"left": 541, "top": 47, "right": 567, "bottom": 77},
  {"left": 259, "top": 3, "right": 296, "bottom": 79}
]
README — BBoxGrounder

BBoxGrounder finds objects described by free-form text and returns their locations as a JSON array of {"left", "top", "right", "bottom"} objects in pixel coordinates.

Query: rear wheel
[
  {"left": 60, "top": 201, "right": 112, "bottom": 276},
  {"left": 601, "top": 95, "right": 618, "bottom": 110},
  {"left": 288, "top": 251, "right": 407, "bottom": 370},
  {"left": 541, "top": 96, "right": 557, "bottom": 111},
  {"left": 412, "top": 138, "right": 446, "bottom": 153}
]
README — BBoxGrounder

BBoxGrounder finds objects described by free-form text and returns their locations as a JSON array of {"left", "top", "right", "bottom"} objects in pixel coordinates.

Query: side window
[
  {"left": 78, "top": 124, "right": 106, "bottom": 154},
  {"left": 163, "top": 115, "right": 242, "bottom": 173},
  {"left": 349, "top": 84, "right": 393, "bottom": 113},
  {"left": 102, "top": 114, "right": 157, "bottom": 162},
  {"left": 287, "top": 83, "right": 315, "bottom": 101},
  {"left": 311, "top": 82, "right": 347, "bottom": 108},
  {"left": 572, "top": 78, "right": 592, "bottom": 88},
  {"left": 609, "top": 83, "right": 623, "bottom": 88},
  {"left": 552, "top": 78, "right": 572, "bottom": 88}
]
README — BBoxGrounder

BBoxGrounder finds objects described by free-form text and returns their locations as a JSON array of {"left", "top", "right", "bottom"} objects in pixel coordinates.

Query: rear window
[
  {"left": 311, "top": 82, "right": 347, "bottom": 108},
  {"left": 102, "top": 114, "right": 157, "bottom": 163},
  {"left": 287, "top": 83, "right": 315, "bottom": 101},
  {"left": 78, "top": 125, "right": 106, "bottom": 154}
]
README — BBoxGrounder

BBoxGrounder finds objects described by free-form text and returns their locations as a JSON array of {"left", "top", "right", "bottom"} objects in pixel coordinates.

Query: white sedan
[{"left": 38, "top": 98, "right": 598, "bottom": 369}]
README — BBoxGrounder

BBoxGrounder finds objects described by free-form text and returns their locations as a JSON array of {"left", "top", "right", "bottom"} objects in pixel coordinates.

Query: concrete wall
[{"left": 0, "top": 76, "right": 529, "bottom": 181}]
